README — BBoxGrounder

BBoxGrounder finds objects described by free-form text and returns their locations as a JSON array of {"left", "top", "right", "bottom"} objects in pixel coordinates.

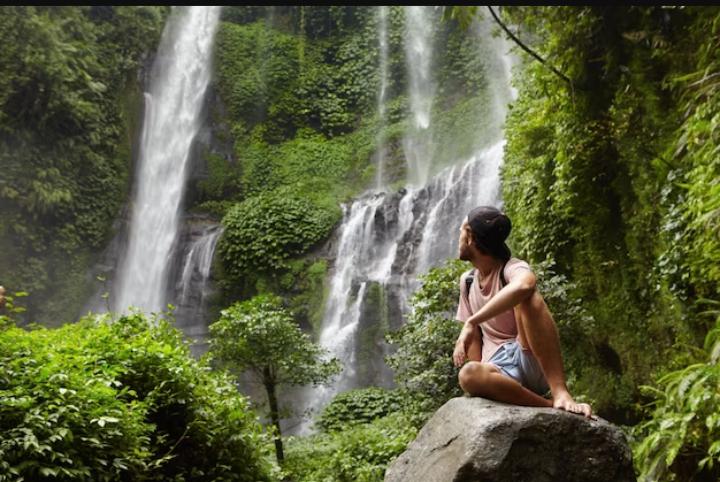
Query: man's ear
[{"left": 465, "top": 226, "right": 474, "bottom": 246}]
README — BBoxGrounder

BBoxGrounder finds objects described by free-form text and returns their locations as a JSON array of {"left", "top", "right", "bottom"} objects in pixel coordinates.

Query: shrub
[
  {"left": 315, "top": 387, "right": 406, "bottom": 433},
  {"left": 284, "top": 412, "right": 417, "bottom": 482},
  {"left": 386, "top": 259, "right": 468, "bottom": 415},
  {"left": 632, "top": 306, "right": 720, "bottom": 482},
  {"left": 0, "top": 312, "right": 271, "bottom": 481},
  {"left": 219, "top": 190, "right": 339, "bottom": 280}
]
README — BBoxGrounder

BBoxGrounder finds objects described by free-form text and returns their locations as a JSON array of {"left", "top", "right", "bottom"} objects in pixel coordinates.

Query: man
[{"left": 453, "top": 206, "right": 591, "bottom": 417}]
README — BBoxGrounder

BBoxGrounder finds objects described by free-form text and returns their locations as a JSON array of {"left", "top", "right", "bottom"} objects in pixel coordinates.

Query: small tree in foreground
[{"left": 209, "top": 294, "right": 340, "bottom": 463}]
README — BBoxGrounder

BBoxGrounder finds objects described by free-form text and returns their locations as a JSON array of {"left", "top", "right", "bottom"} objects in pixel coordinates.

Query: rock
[{"left": 384, "top": 397, "right": 634, "bottom": 482}]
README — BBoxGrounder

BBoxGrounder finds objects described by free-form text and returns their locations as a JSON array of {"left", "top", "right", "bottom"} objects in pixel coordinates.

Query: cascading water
[
  {"left": 300, "top": 9, "right": 515, "bottom": 431},
  {"left": 374, "top": 6, "right": 390, "bottom": 190},
  {"left": 177, "top": 226, "right": 222, "bottom": 310},
  {"left": 403, "top": 6, "right": 436, "bottom": 187},
  {"left": 175, "top": 225, "right": 222, "bottom": 315},
  {"left": 112, "top": 7, "right": 221, "bottom": 314}
]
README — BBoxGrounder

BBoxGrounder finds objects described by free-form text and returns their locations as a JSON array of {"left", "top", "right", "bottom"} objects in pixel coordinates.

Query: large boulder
[{"left": 385, "top": 397, "right": 634, "bottom": 482}]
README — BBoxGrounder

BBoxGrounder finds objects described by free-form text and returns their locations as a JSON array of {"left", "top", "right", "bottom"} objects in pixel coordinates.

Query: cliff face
[{"left": 385, "top": 397, "right": 635, "bottom": 482}]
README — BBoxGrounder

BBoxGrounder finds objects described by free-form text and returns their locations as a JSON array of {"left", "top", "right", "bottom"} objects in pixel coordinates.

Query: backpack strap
[
  {"left": 500, "top": 260, "right": 508, "bottom": 288},
  {"left": 464, "top": 269, "right": 475, "bottom": 298}
]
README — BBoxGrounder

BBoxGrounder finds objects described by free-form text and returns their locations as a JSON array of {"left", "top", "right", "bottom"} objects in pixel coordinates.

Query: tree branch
[{"left": 487, "top": 6, "right": 575, "bottom": 93}]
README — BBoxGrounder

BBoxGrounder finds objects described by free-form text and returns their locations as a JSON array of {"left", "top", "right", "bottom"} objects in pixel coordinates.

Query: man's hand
[{"left": 453, "top": 324, "right": 473, "bottom": 367}]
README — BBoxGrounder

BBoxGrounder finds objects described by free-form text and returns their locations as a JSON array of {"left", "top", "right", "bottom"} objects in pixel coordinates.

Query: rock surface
[{"left": 385, "top": 397, "right": 635, "bottom": 482}]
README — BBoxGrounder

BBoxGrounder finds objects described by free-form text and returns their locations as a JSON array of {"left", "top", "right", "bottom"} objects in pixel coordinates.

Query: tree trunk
[{"left": 264, "top": 369, "right": 284, "bottom": 463}]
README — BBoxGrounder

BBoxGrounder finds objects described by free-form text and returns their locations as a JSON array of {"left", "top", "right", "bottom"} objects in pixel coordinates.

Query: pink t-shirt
[{"left": 455, "top": 258, "right": 533, "bottom": 362}]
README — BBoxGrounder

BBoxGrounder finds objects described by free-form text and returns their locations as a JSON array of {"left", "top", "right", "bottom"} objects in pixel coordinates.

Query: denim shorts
[{"left": 488, "top": 340, "right": 550, "bottom": 396}]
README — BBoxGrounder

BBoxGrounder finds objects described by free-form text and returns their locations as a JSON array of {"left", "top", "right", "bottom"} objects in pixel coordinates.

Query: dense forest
[{"left": 1, "top": 5, "right": 719, "bottom": 481}]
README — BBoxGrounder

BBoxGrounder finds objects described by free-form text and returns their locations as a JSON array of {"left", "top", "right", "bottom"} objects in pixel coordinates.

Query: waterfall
[
  {"left": 403, "top": 6, "right": 436, "bottom": 186},
  {"left": 176, "top": 225, "right": 222, "bottom": 316},
  {"left": 112, "top": 7, "right": 221, "bottom": 314},
  {"left": 374, "top": 6, "right": 390, "bottom": 190},
  {"left": 173, "top": 223, "right": 223, "bottom": 355},
  {"left": 299, "top": 10, "right": 515, "bottom": 432}
]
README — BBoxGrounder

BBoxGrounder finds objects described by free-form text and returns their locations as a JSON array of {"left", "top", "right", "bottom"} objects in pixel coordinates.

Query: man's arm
[
  {"left": 464, "top": 269, "right": 536, "bottom": 327},
  {"left": 453, "top": 269, "right": 536, "bottom": 367}
]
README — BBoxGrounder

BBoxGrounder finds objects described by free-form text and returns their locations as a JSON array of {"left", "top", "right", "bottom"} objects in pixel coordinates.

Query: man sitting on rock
[{"left": 453, "top": 206, "right": 592, "bottom": 417}]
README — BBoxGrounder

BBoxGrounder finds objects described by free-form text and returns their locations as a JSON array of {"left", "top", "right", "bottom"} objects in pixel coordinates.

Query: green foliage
[
  {"left": 284, "top": 412, "right": 417, "bottom": 482},
  {"left": 386, "top": 259, "right": 468, "bottom": 415},
  {"left": 195, "top": 152, "right": 243, "bottom": 206},
  {"left": 284, "top": 259, "right": 329, "bottom": 332},
  {"left": 0, "top": 312, "right": 271, "bottom": 481},
  {"left": 215, "top": 11, "right": 378, "bottom": 140},
  {"left": 670, "top": 11, "right": 720, "bottom": 300},
  {"left": 499, "top": 6, "right": 720, "bottom": 421},
  {"left": 214, "top": 21, "right": 300, "bottom": 135},
  {"left": 316, "top": 387, "right": 406, "bottom": 433},
  {"left": 633, "top": 307, "right": 720, "bottom": 481},
  {"left": 218, "top": 190, "right": 339, "bottom": 281},
  {"left": 239, "top": 129, "right": 367, "bottom": 199},
  {"left": 0, "top": 6, "right": 167, "bottom": 323},
  {"left": 209, "top": 295, "right": 340, "bottom": 387}
]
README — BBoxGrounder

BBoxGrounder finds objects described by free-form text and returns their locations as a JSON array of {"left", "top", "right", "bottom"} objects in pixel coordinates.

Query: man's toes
[{"left": 580, "top": 403, "right": 592, "bottom": 418}]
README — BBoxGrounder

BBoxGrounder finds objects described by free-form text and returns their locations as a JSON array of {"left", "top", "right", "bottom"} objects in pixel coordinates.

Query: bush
[
  {"left": 284, "top": 412, "right": 417, "bottom": 482},
  {"left": 386, "top": 259, "right": 468, "bottom": 415},
  {"left": 632, "top": 307, "right": 720, "bottom": 482},
  {"left": 315, "top": 387, "right": 406, "bottom": 433},
  {"left": 0, "top": 313, "right": 271, "bottom": 481},
  {"left": 219, "top": 190, "right": 339, "bottom": 280}
]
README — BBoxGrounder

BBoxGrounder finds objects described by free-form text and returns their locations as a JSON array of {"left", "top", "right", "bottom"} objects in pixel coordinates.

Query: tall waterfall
[
  {"left": 374, "top": 6, "right": 390, "bottom": 190},
  {"left": 112, "top": 7, "right": 221, "bottom": 314},
  {"left": 403, "top": 6, "right": 436, "bottom": 186},
  {"left": 300, "top": 9, "right": 515, "bottom": 431}
]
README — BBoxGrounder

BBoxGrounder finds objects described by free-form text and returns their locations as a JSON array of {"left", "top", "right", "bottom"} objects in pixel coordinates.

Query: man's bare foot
[{"left": 552, "top": 391, "right": 592, "bottom": 418}]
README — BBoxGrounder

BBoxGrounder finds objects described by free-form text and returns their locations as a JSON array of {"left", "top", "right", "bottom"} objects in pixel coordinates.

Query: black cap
[{"left": 467, "top": 206, "right": 512, "bottom": 261}]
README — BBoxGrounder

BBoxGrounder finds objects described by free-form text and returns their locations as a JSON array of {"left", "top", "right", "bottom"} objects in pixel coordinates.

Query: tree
[{"left": 209, "top": 294, "right": 341, "bottom": 463}]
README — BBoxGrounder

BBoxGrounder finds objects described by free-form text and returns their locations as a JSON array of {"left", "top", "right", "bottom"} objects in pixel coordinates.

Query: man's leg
[
  {"left": 459, "top": 362, "right": 552, "bottom": 407},
  {"left": 514, "top": 290, "right": 592, "bottom": 417},
  {"left": 460, "top": 324, "right": 550, "bottom": 406}
]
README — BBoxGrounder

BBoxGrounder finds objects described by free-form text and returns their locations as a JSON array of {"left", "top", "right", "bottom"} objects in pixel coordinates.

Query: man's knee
[{"left": 459, "top": 362, "right": 493, "bottom": 395}]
